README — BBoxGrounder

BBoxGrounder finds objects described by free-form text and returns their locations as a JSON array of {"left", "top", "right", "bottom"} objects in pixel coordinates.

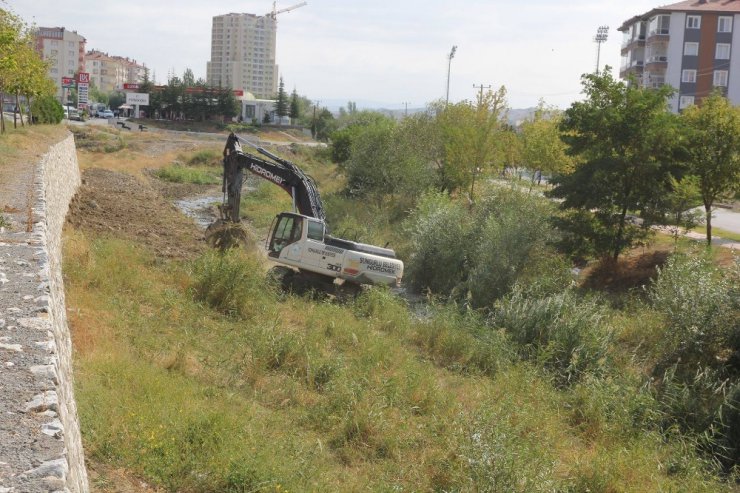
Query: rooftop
[{"left": 619, "top": 0, "right": 740, "bottom": 31}]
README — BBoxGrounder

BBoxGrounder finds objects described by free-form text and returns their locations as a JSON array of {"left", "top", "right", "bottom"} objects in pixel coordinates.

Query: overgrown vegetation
[
  {"left": 153, "top": 164, "right": 221, "bottom": 185},
  {"left": 62, "top": 66, "right": 740, "bottom": 491}
]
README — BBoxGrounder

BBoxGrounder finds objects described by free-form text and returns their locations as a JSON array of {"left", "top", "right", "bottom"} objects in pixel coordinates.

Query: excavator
[{"left": 213, "top": 132, "right": 403, "bottom": 293}]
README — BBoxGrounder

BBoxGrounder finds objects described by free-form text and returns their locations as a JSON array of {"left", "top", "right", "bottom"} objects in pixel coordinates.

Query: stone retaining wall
[{"left": 0, "top": 134, "right": 88, "bottom": 492}]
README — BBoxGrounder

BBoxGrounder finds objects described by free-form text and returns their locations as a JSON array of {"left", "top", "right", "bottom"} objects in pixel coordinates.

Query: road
[{"left": 708, "top": 207, "right": 740, "bottom": 234}]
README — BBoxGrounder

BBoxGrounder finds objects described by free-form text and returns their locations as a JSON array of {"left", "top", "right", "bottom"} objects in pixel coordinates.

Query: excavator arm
[{"left": 221, "top": 132, "right": 326, "bottom": 223}]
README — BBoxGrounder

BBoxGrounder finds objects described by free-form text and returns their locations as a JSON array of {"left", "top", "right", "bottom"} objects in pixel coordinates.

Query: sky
[{"left": 6, "top": 0, "right": 663, "bottom": 110}]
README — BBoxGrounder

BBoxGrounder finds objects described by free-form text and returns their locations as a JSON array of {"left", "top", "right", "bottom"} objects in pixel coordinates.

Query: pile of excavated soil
[{"left": 67, "top": 168, "right": 209, "bottom": 259}]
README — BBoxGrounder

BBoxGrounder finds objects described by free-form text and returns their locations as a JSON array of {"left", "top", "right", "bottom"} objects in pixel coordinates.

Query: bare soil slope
[{"left": 67, "top": 168, "right": 207, "bottom": 259}]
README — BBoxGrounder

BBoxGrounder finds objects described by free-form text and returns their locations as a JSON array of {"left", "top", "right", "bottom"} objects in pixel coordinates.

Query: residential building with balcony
[
  {"left": 207, "top": 12, "right": 278, "bottom": 99},
  {"left": 33, "top": 27, "right": 86, "bottom": 102},
  {"left": 85, "top": 50, "right": 147, "bottom": 93},
  {"left": 619, "top": 0, "right": 740, "bottom": 111}
]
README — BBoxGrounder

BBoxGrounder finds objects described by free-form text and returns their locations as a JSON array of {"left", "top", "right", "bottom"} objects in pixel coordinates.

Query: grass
[
  {"left": 691, "top": 225, "right": 740, "bottom": 243},
  {"left": 61, "top": 133, "right": 738, "bottom": 492},
  {"left": 153, "top": 164, "right": 221, "bottom": 185},
  {"left": 63, "top": 229, "right": 734, "bottom": 492}
]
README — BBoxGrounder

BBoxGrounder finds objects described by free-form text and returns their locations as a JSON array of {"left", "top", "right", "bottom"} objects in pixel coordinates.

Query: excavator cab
[{"left": 267, "top": 213, "right": 303, "bottom": 258}]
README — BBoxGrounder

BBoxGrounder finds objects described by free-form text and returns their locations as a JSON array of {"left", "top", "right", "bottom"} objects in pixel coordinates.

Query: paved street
[{"left": 710, "top": 207, "right": 740, "bottom": 234}]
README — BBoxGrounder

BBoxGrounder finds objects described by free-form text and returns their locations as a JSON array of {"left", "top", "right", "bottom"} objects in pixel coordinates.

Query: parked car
[
  {"left": 64, "top": 107, "right": 83, "bottom": 121},
  {"left": 99, "top": 109, "right": 114, "bottom": 119}
]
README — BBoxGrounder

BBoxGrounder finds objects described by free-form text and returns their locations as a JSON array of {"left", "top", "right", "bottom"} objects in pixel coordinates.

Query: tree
[
  {"left": 289, "top": 88, "right": 300, "bottom": 122},
  {"left": 549, "top": 69, "right": 680, "bottom": 261},
  {"left": 520, "top": 101, "right": 574, "bottom": 182},
  {"left": 313, "top": 107, "right": 335, "bottom": 141},
  {"left": 275, "top": 76, "right": 288, "bottom": 118},
  {"left": 436, "top": 86, "right": 508, "bottom": 200},
  {"left": 680, "top": 92, "right": 740, "bottom": 245},
  {"left": 0, "top": 8, "right": 24, "bottom": 133},
  {"left": 182, "top": 68, "right": 195, "bottom": 87}
]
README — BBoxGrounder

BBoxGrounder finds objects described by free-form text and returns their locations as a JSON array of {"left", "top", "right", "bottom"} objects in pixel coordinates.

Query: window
[
  {"left": 684, "top": 42, "right": 699, "bottom": 56},
  {"left": 679, "top": 95, "right": 695, "bottom": 109},
  {"left": 718, "top": 16, "right": 733, "bottom": 33},
  {"left": 714, "top": 70, "right": 728, "bottom": 87},
  {"left": 682, "top": 69, "right": 697, "bottom": 83},
  {"left": 307, "top": 221, "right": 324, "bottom": 241},
  {"left": 716, "top": 43, "right": 731, "bottom": 59},
  {"left": 687, "top": 15, "right": 701, "bottom": 29}
]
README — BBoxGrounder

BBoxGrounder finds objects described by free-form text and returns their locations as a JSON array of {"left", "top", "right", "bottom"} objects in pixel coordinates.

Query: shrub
[
  {"left": 154, "top": 164, "right": 221, "bottom": 185},
  {"left": 412, "top": 304, "right": 513, "bottom": 376},
  {"left": 187, "top": 149, "right": 221, "bottom": 166},
  {"left": 403, "top": 188, "right": 564, "bottom": 308},
  {"left": 31, "top": 95, "right": 64, "bottom": 124},
  {"left": 649, "top": 253, "right": 738, "bottom": 373},
  {"left": 190, "top": 249, "right": 269, "bottom": 319},
  {"left": 466, "top": 189, "right": 559, "bottom": 307},
  {"left": 403, "top": 192, "right": 472, "bottom": 295},
  {"left": 492, "top": 289, "right": 611, "bottom": 385}
]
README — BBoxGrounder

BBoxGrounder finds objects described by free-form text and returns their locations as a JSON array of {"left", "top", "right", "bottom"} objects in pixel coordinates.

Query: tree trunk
[
  {"left": 0, "top": 90, "right": 5, "bottom": 134},
  {"left": 705, "top": 203, "right": 712, "bottom": 246},
  {"left": 25, "top": 94, "right": 33, "bottom": 125},
  {"left": 16, "top": 93, "right": 23, "bottom": 127},
  {"left": 613, "top": 203, "right": 629, "bottom": 261}
]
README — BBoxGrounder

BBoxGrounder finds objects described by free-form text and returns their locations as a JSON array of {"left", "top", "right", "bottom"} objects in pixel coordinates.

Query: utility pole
[
  {"left": 445, "top": 45, "right": 457, "bottom": 106},
  {"left": 473, "top": 83, "right": 491, "bottom": 106},
  {"left": 402, "top": 101, "right": 409, "bottom": 117},
  {"left": 311, "top": 99, "right": 321, "bottom": 139},
  {"left": 594, "top": 25, "right": 609, "bottom": 73}
]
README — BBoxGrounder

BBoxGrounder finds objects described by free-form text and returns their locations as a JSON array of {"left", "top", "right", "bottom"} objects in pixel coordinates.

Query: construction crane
[{"left": 267, "top": 1, "right": 307, "bottom": 20}]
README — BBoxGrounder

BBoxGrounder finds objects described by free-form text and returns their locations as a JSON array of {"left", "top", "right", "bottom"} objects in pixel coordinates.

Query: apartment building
[
  {"left": 619, "top": 0, "right": 740, "bottom": 111},
  {"left": 85, "top": 50, "right": 147, "bottom": 93},
  {"left": 34, "top": 27, "right": 86, "bottom": 101},
  {"left": 206, "top": 12, "right": 279, "bottom": 99}
]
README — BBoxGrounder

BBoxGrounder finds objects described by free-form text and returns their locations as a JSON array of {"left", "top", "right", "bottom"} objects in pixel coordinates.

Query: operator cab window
[
  {"left": 307, "top": 220, "right": 324, "bottom": 241},
  {"left": 271, "top": 215, "right": 302, "bottom": 253}
]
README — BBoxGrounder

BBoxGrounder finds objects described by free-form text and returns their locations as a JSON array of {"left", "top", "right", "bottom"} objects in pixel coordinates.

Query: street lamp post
[
  {"left": 594, "top": 26, "right": 609, "bottom": 73},
  {"left": 446, "top": 45, "right": 457, "bottom": 106}
]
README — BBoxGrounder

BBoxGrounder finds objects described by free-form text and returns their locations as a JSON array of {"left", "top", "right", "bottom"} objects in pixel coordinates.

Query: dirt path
[{"left": 0, "top": 127, "right": 68, "bottom": 233}]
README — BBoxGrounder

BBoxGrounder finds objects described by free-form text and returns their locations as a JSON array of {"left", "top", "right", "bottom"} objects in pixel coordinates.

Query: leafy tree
[
  {"left": 0, "top": 8, "right": 24, "bottom": 133},
  {"left": 89, "top": 80, "right": 108, "bottom": 106},
  {"left": 520, "top": 101, "right": 573, "bottom": 181},
  {"left": 289, "top": 88, "right": 300, "bottom": 122},
  {"left": 330, "top": 110, "right": 393, "bottom": 163},
  {"left": 343, "top": 115, "right": 433, "bottom": 199},
  {"left": 549, "top": 69, "right": 680, "bottom": 261},
  {"left": 664, "top": 175, "right": 702, "bottom": 242},
  {"left": 182, "top": 68, "right": 195, "bottom": 87},
  {"left": 431, "top": 87, "right": 508, "bottom": 197},
  {"left": 313, "top": 107, "right": 335, "bottom": 141},
  {"left": 680, "top": 92, "right": 740, "bottom": 245},
  {"left": 31, "top": 94, "right": 63, "bottom": 123},
  {"left": 275, "top": 76, "right": 288, "bottom": 118}
]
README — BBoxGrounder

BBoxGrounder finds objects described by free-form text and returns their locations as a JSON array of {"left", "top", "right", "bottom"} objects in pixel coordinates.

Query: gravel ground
[{"left": 1, "top": 142, "right": 69, "bottom": 492}]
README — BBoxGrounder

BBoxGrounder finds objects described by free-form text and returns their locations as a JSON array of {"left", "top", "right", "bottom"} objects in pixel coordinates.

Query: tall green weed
[{"left": 492, "top": 289, "right": 611, "bottom": 385}]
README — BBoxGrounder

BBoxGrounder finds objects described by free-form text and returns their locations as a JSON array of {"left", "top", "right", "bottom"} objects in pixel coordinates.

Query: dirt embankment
[{"left": 67, "top": 168, "right": 212, "bottom": 259}]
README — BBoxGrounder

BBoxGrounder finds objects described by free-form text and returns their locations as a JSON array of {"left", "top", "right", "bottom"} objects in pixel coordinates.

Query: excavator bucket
[{"left": 204, "top": 219, "right": 256, "bottom": 251}]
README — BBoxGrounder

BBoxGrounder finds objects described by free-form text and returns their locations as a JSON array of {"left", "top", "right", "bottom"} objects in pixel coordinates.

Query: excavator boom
[{"left": 221, "top": 133, "right": 326, "bottom": 222}]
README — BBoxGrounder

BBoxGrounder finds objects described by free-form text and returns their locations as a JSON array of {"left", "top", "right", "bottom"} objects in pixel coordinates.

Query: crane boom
[{"left": 267, "top": 1, "right": 307, "bottom": 20}]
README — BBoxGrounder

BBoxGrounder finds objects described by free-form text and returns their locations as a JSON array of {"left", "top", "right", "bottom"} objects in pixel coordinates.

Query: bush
[
  {"left": 404, "top": 188, "right": 565, "bottom": 308},
  {"left": 492, "top": 289, "right": 611, "bottom": 385},
  {"left": 649, "top": 253, "right": 738, "bottom": 374},
  {"left": 154, "top": 164, "right": 221, "bottom": 185},
  {"left": 31, "top": 95, "right": 64, "bottom": 124},
  {"left": 191, "top": 249, "right": 269, "bottom": 319},
  {"left": 466, "top": 189, "right": 559, "bottom": 307},
  {"left": 187, "top": 149, "right": 221, "bottom": 166},
  {"left": 403, "top": 192, "right": 471, "bottom": 295}
]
